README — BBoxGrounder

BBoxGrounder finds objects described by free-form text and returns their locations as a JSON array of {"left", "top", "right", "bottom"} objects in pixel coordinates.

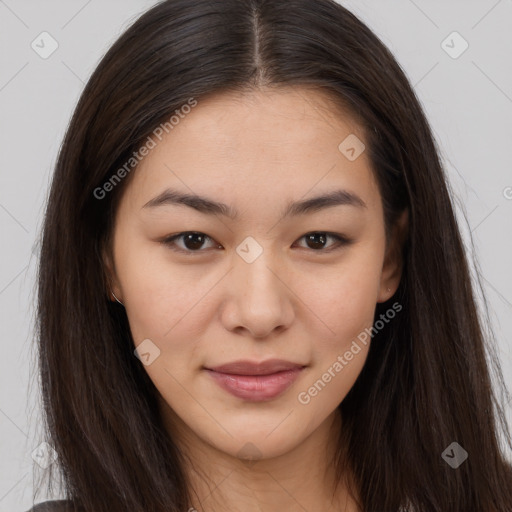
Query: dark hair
[{"left": 35, "top": 0, "right": 512, "bottom": 510}]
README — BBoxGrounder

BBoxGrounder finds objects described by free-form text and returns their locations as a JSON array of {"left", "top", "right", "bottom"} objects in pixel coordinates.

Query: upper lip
[{"left": 205, "top": 359, "right": 306, "bottom": 376}]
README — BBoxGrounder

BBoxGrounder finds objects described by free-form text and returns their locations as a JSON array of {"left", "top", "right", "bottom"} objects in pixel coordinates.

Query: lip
[{"left": 204, "top": 359, "right": 306, "bottom": 401}]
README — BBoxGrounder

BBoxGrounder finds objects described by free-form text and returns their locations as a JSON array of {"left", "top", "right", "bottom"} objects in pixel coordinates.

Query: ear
[
  {"left": 102, "top": 245, "right": 122, "bottom": 303},
  {"left": 377, "top": 209, "right": 408, "bottom": 303}
]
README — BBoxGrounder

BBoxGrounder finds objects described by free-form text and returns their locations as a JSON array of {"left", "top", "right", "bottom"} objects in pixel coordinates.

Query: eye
[
  {"left": 162, "top": 232, "right": 221, "bottom": 254},
  {"left": 161, "top": 231, "right": 352, "bottom": 255},
  {"left": 293, "top": 232, "right": 352, "bottom": 252}
]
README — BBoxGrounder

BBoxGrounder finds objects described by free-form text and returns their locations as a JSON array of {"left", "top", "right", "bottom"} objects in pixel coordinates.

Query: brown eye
[
  {"left": 294, "top": 232, "right": 352, "bottom": 252},
  {"left": 162, "top": 232, "right": 220, "bottom": 254},
  {"left": 162, "top": 231, "right": 352, "bottom": 256}
]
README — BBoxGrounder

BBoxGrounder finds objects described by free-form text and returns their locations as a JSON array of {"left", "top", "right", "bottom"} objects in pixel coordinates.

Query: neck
[{"left": 161, "top": 402, "right": 361, "bottom": 512}]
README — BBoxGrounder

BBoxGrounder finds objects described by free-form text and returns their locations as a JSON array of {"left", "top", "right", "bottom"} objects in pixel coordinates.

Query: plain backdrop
[{"left": 1, "top": 1, "right": 511, "bottom": 510}]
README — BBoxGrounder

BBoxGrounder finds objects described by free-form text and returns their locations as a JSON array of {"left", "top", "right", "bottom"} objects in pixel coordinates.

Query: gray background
[{"left": 1, "top": 0, "right": 511, "bottom": 510}]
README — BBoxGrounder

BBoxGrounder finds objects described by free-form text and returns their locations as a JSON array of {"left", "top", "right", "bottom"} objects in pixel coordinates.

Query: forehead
[
  {"left": 158, "top": 86, "right": 364, "bottom": 155},
  {"left": 119, "top": 86, "right": 381, "bottom": 218}
]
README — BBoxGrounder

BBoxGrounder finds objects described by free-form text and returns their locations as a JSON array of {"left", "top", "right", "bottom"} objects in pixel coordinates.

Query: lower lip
[{"left": 205, "top": 367, "right": 304, "bottom": 401}]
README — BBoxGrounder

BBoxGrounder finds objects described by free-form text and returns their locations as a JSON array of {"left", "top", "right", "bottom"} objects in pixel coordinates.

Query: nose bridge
[
  {"left": 222, "top": 235, "right": 293, "bottom": 337},
  {"left": 234, "top": 235, "right": 282, "bottom": 301}
]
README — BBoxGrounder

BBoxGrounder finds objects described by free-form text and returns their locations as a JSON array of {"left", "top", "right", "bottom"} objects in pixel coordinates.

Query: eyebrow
[{"left": 142, "top": 188, "right": 367, "bottom": 220}]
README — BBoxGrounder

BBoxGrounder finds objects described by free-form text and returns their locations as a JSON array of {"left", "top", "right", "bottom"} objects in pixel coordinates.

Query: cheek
[
  {"left": 296, "top": 277, "right": 374, "bottom": 414},
  {"left": 116, "top": 239, "right": 207, "bottom": 337},
  {"left": 299, "top": 251, "right": 383, "bottom": 348},
  {"left": 117, "top": 252, "right": 223, "bottom": 386}
]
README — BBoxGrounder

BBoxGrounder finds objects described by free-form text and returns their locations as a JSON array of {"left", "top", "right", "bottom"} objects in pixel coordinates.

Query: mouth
[{"left": 203, "top": 359, "right": 307, "bottom": 401}]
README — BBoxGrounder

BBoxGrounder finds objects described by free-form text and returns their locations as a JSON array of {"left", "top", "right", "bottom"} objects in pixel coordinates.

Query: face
[{"left": 105, "top": 86, "right": 404, "bottom": 461}]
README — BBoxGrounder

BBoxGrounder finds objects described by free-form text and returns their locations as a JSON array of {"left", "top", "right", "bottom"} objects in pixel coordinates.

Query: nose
[{"left": 219, "top": 246, "right": 295, "bottom": 339}]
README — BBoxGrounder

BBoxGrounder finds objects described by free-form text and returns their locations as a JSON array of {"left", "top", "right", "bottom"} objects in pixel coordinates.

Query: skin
[{"left": 105, "top": 86, "right": 407, "bottom": 512}]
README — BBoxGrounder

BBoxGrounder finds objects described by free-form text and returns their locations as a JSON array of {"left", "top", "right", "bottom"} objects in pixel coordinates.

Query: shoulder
[{"left": 25, "top": 500, "right": 75, "bottom": 512}]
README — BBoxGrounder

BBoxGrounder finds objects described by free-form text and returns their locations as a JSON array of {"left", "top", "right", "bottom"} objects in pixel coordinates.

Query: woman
[{"left": 30, "top": 0, "right": 512, "bottom": 510}]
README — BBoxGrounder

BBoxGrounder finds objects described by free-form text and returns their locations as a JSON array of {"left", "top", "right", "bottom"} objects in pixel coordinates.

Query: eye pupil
[
  {"left": 184, "top": 233, "right": 205, "bottom": 250},
  {"left": 306, "top": 233, "right": 327, "bottom": 250}
]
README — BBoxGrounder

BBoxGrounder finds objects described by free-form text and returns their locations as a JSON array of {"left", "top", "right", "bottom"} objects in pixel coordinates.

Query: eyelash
[{"left": 161, "top": 231, "right": 353, "bottom": 255}]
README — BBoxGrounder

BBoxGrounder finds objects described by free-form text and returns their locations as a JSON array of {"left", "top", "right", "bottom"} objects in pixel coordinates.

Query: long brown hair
[{"left": 35, "top": 0, "right": 512, "bottom": 510}]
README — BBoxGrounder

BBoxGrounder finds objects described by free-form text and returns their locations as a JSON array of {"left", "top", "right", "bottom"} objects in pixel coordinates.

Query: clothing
[{"left": 25, "top": 500, "right": 75, "bottom": 512}]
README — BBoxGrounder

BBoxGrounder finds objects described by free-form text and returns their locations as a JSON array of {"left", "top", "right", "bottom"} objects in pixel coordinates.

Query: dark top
[{"left": 26, "top": 500, "right": 75, "bottom": 512}]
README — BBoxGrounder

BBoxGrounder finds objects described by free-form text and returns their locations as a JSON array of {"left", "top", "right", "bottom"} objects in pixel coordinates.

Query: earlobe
[{"left": 377, "top": 209, "right": 409, "bottom": 303}]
